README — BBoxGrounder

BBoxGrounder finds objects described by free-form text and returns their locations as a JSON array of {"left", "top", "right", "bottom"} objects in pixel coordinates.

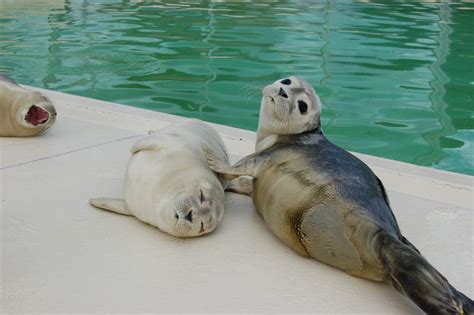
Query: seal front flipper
[
  {"left": 225, "top": 176, "right": 253, "bottom": 196},
  {"left": 376, "top": 230, "right": 473, "bottom": 314},
  {"left": 204, "top": 148, "right": 262, "bottom": 180},
  {"left": 89, "top": 198, "right": 132, "bottom": 216}
]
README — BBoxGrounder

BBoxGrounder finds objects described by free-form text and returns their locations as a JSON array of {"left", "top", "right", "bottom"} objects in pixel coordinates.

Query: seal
[
  {"left": 0, "top": 75, "right": 57, "bottom": 137},
  {"left": 205, "top": 76, "right": 473, "bottom": 314},
  {"left": 90, "top": 119, "right": 248, "bottom": 238}
]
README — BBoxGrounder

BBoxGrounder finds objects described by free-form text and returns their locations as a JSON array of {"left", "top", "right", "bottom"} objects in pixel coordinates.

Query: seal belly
[
  {"left": 298, "top": 200, "right": 385, "bottom": 281},
  {"left": 253, "top": 165, "right": 384, "bottom": 281},
  {"left": 299, "top": 204, "right": 363, "bottom": 273},
  {"left": 253, "top": 167, "right": 312, "bottom": 257}
]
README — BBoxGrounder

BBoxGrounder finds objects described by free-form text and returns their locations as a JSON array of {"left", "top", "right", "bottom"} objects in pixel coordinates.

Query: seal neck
[
  {"left": 256, "top": 125, "right": 324, "bottom": 152},
  {"left": 299, "top": 125, "right": 323, "bottom": 136},
  {"left": 255, "top": 132, "right": 279, "bottom": 153},
  {"left": 277, "top": 125, "right": 325, "bottom": 146}
]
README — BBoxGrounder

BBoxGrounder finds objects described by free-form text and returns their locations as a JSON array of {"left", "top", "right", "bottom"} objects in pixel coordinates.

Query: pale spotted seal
[
  {"left": 206, "top": 77, "right": 473, "bottom": 314},
  {"left": 0, "top": 75, "right": 56, "bottom": 137},
  {"left": 90, "top": 119, "right": 248, "bottom": 238}
]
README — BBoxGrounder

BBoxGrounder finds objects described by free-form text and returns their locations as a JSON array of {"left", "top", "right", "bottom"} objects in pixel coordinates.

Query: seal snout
[
  {"left": 174, "top": 209, "right": 193, "bottom": 223},
  {"left": 25, "top": 105, "right": 49, "bottom": 125}
]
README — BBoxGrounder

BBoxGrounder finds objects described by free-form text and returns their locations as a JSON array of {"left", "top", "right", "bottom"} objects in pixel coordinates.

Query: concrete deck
[{"left": 1, "top": 87, "right": 473, "bottom": 314}]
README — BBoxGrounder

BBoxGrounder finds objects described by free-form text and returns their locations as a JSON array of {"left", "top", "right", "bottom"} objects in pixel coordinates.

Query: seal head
[
  {"left": 256, "top": 76, "right": 321, "bottom": 152},
  {"left": 155, "top": 173, "right": 225, "bottom": 238},
  {"left": 18, "top": 94, "right": 57, "bottom": 134},
  {"left": 0, "top": 75, "right": 57, "bottom": 137}
]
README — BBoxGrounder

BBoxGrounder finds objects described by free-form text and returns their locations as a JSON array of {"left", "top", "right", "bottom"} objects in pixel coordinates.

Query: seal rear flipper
[
  {"left": 448, "top": 284, "right": 474, "bottom": 315},
  {"left": 225, "top": 176, "right": 253, "bottom": 196},
  {"left": 89, "top": 198, "right": 132, "bottom": 216},
  {"left": 376, "top": 230, "right": 472, "bottom": 314}
]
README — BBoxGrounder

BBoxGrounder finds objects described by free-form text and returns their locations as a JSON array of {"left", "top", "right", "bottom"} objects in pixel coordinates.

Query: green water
[{"left": 1, "top": 1, "right": 473, "bottom": 175}]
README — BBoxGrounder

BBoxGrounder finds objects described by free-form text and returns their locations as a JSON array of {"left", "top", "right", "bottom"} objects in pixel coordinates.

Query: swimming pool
[{"left": 1, "top": 0, "right": 473, "bottom": 175}]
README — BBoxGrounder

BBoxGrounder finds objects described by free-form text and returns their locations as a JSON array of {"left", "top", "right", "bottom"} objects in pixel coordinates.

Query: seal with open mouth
[{"left": 0, "top": 75, "right": 57, "bottom": 137}]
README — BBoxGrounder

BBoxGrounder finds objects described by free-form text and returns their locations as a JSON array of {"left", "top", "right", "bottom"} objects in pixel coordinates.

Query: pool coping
[{"left": 26, "top": 86, "right": 474, "bottom": 208}]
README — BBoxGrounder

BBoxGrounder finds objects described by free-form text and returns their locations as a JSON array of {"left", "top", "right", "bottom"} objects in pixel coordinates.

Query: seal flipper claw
[
  {"left": 89, "top": 198, "right": 132, "bottom": 216},
  {"left": 376, "top": 230, "right": 472, "bottom": 314},
  {"left": 203, "top": 147, "right": 238, "bottom": 181},
  {"left": 448, "top": 284, "right": 474, "bottom": 315},
  {"left": 204, "top": 147, "right": 262, "bottom": 180}
]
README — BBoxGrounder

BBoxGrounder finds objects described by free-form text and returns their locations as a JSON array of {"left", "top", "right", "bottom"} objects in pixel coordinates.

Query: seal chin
[{"left": 25, "top": 105, "right": 49, "bottom": 126}]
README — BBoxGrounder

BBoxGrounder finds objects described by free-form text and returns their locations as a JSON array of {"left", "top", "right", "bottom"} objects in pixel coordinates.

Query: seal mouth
[
  {"left": 25, "top": 105, "right": 49, "bottom": 125},
  {"left": 199, "top": 221, "right": 205, "bottom": 234}
]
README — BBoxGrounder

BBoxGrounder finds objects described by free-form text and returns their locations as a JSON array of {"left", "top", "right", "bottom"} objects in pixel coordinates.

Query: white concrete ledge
[{"left": 1, "top": 87, "right": 473, "bottom": 314}]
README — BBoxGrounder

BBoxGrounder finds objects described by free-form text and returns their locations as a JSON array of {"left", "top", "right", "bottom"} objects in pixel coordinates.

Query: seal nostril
[
  {"left": 185, "top": 210, "right": 193, "bottom": 223},
  {"left": 278, "top": 87, "right": 288, "bottom": 99}
]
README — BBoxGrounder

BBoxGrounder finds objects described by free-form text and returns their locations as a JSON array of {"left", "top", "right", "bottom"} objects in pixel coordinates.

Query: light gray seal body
[
  {"left": 206, "top": 77, "right": 473, "bottom": 314},
  {"left": 90, "top": 119, "right": 249, "bottom": 238},
  {"left": 0, "top": 75, "right": 56, "bottom": 137}
]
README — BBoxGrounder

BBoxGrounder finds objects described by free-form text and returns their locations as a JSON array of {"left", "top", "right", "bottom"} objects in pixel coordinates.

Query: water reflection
[
  {"left": 417, "top": 2, "right": 453, "bottom": 167},
  {"left": 0, "top": 0, "right": 472, "bottom": 175}
]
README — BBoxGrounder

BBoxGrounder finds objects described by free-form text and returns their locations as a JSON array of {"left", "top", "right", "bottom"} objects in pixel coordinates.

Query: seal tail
[
  {"left": 89, "top": 198, "right": 133, "bottom": 216},
  {"left": 376, "top": 230, "right": 473, "bottom": 314}
]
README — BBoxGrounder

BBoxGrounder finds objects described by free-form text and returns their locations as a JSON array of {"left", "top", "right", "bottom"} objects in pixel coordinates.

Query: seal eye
[
  {"left": 199, "top": 189, "right": 205, "bottom": 203},
  {"left": 281, "top": 78, "right": 291, "bottom": 85},
  {"left": 298, "top": 100, "right": 308, "bottom": 114}
]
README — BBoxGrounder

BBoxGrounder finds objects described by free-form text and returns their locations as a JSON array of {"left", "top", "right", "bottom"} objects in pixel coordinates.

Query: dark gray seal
[{"left": 206, "top": 76, "right": 473, "bottom": 314}]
